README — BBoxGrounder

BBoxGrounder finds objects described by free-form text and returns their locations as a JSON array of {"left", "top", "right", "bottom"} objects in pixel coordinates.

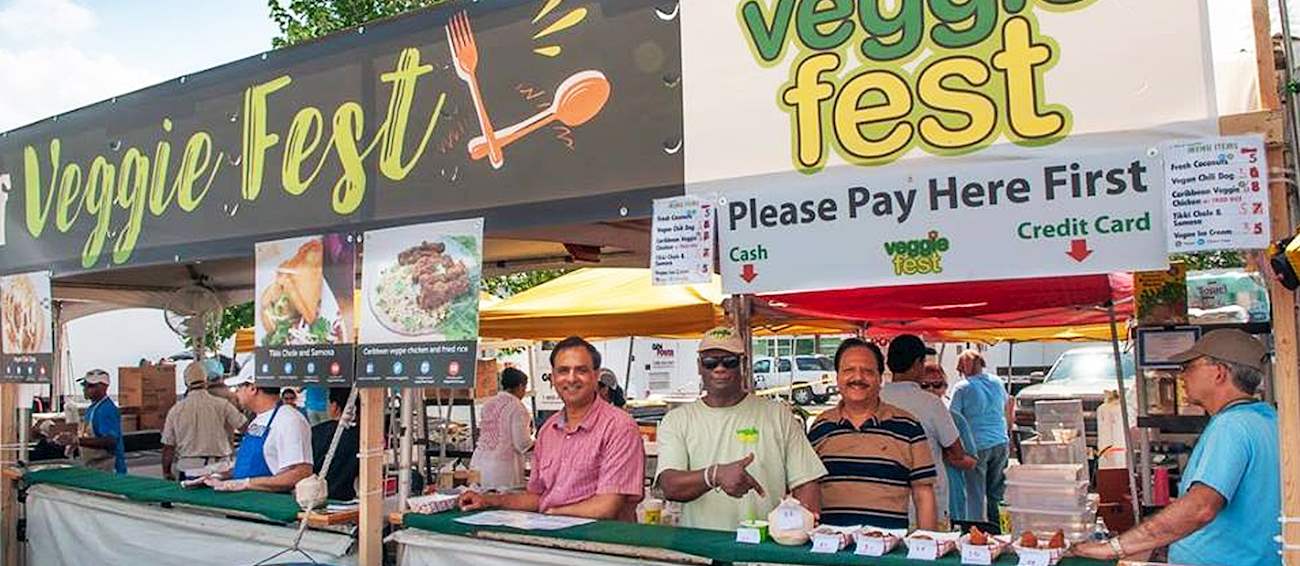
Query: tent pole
[
  {"left": 399, "top": 388, "right": 413, "bottom": 509},
  {"left": 1253, "top": 0, "right": 1300, "bottom": 560},
  {"left": 358, "top": 388, "right": 384, "bottom": 566},
  {"left": 737, "top": 295, "right": 754, "bottom": 390},
  {"left": 1106, "top": 303, "right": 1140, "bottom": 526},
  {"left": 624, "top": 336, "right": 635, "bottom": 393}
]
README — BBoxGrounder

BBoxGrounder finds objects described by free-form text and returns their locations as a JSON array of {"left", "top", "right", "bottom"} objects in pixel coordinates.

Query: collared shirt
[
  {"left": 949, "top": 372, "right": 1010, "bottom": 450},
  {"left": 1170, "top": 401, "right": 1280, "bottom": 566},
  {"left": 528, "top": 398, "right": 644, "bottom": 519},
  {"left": 655, "top": 394, "right": 827, "bottom": 531},
  {"left": 881, "top": 381, "right": 960, "bottom": 524},
  {"left": 808, "top": 402, "right": 936, "bottom": 529},
  {"left": 471, "top": 391, "right": 534, "bottom": 490},
  {"left": 162, "top": 389, "right": 248, "bottom": 460}
]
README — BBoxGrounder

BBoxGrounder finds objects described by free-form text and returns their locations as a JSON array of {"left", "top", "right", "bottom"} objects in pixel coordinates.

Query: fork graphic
[{"left": 447, "top": 12, "right": 504, "bottom": 169}]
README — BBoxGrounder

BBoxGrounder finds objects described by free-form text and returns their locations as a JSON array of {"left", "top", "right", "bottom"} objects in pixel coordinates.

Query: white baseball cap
[
  {"left": 224, "top": 363, "right": 255, "bottom": 387},
  {"left": 78, "top": 369, "right": 110, "bottom": 386}
]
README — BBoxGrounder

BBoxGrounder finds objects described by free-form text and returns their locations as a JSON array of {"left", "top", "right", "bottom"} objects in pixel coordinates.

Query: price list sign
[{"left": 1163, "top": 135, "right": 1270, "bottom": 253}]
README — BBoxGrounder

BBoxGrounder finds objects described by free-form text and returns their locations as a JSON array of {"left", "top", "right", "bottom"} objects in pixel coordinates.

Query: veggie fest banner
[
  {"left": 0, "top": 1, "right": 682, "bottom": 276},
  {"left": 683, "top": 0, "right": 1219, "bottom": 292}
]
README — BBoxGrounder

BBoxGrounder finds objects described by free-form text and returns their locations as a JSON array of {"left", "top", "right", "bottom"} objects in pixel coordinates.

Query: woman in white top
[{"left": 470, "top": 368, "right": 534, "bottom": 490}]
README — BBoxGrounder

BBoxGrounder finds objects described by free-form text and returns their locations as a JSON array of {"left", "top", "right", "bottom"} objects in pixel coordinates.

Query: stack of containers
[{"left": 1006, "top": 400, "right": 1096, "bottom": 542}]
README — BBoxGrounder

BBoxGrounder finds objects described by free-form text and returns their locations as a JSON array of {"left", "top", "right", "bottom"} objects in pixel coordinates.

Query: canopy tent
[
  {"left": 755, "top": 273, "right": 1133, "bottom": 337},
  {"left": 933, "top": 323, "right": 1123, "bottom": 344}
]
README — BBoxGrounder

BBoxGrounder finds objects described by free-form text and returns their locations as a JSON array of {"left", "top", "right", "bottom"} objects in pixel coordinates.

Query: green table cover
[
  {"left": 24, "top": 467, "right": 305, "bottom": 523},
  {"left": 403, "top": 510, "right": 1117, "bottom": 566}
]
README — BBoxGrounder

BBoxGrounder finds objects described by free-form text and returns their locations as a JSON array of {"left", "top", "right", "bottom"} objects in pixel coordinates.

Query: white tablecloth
[
  {"left": 390, "top": 528, "right": 680, "bottom": 566},
  {"left": 26, "top": 484, "right": 357, "bottom": 565}
]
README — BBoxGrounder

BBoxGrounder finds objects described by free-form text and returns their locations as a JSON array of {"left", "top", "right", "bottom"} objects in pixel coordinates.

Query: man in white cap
[
  {"left": 161, "top": 360, "right": 248, "bottom": 481},
  {"left": 1072, "top": 329, "right": 1278, "bottom": 566},
  {"left": 55, "top": 369, "right": 127, "bottom": 474},
  {"left": 655, "top": 326, "right": 826, "bottom": 530},
  {"left": 197, "top": 371, "right": 313, "bottom": 493}
]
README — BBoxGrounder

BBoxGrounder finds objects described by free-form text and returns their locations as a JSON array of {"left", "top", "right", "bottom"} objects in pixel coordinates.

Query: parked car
[
  {"left": 752, "top": 355, "right": 835, "bottom": 405},
  {"left": 1014, "top": 346, "right": 1137, "bottom": 445}
]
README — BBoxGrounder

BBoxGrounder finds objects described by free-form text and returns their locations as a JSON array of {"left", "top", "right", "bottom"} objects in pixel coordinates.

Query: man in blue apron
[
  {"left": 55, "top": 369, "right": 127, "bottom": 474},
  {"left": 200, "top": 370, "right": 313, "bottom": 492}
]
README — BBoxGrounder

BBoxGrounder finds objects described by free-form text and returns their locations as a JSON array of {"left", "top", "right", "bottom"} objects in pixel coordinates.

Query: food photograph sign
[
  {"left": 358, "top": 218, "right": 483, "bottom": 388},
  {"left": 255, "top": 234, "right": 358, "bottom": 386},
  {"left": 0, "top": 271, "right": 54, "bottom": 383}
]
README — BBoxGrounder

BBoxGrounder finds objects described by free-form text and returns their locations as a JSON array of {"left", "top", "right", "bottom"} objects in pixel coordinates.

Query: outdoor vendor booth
[{"left": 0, "top": 0, "right": 1296, "bottom": 565}]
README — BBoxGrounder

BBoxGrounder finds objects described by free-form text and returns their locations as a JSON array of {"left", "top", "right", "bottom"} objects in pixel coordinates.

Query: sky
[{"left": 0, "top": 0, "right": 278, "bottom": 132}]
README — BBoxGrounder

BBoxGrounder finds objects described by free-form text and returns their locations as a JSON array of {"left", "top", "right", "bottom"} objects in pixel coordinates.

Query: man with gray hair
[{"left": 1072, "top": 329, "right": 1278, "bottom": 566}]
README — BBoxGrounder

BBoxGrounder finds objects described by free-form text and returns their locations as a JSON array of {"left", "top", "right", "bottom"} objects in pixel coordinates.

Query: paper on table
[{"left": 455, "top": 510, "right": 595, "bottom": 531}]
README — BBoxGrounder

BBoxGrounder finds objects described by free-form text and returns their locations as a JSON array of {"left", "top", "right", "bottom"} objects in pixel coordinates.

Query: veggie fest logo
[
  {"left": 885, "top": 230, "right": 949, "bottom": 277},
  {"left": 738, "top": 0, "right": 1098, "bottom": 173}
]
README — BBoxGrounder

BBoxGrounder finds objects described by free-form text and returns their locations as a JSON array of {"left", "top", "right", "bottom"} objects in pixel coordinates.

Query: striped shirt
[
  {"left": 528, "top": 398, "right": 645, "bottom": 520},
  {"left": 808, "top": 402, "right": 937, "bottom": 529}
]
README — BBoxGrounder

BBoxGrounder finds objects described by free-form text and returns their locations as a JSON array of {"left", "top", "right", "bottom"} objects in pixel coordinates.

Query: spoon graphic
[{"left": 468, "top": 70, "right": 611, "bottom": 160}]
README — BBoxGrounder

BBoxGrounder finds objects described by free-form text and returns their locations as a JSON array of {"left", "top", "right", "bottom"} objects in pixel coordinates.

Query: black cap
[{"left": 886, "top": 334, "right": 935, "bottom": 374}]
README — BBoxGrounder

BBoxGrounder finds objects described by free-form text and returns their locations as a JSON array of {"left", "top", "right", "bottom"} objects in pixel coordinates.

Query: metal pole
[
  {"left": 1278, "top": 0, "right": 1300, "bottom": 173},
  {"left": 1106, "top": 302, "right": 1141, "bottom": 526},
  {"left": 624, "top": 336, "right": 635, "bottom": 393},
  {"left": 399, "top": 388, "right": 413, "bottom": 508}
]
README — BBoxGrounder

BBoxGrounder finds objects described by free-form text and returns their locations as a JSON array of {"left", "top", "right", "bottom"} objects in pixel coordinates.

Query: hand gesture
[
  {"left": 714, "top": 453, "right": 766, "bottom": 499},
  {"left": 458, "top": 490, "right": 491, "bottom": 511}
]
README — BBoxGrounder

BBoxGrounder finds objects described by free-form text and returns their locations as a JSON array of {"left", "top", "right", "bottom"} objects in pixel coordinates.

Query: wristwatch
[{"left": 1108, "top": 537, "right": 1125, "bottom": 558}]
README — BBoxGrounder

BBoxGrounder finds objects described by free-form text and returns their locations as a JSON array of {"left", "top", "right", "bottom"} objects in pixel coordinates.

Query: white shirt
[
  {"left": 470, "top": 391, "right": 533, "bottom": 490},
  {"left": 881, "top": 381, "right": 961, "bottom": 524},
  {"left": 249, "top": 404, "right": 313, "bottom": 475}
]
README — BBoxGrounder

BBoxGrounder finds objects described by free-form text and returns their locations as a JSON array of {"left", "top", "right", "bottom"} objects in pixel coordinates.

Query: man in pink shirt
[{"left": 460, "top": 336, "right": 645, "bottom": 520}]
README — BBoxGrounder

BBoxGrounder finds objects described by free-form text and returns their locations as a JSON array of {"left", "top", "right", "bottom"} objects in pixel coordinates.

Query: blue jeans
[{"left": 964, "top": 443, "right": 1009, "bottom": 523}]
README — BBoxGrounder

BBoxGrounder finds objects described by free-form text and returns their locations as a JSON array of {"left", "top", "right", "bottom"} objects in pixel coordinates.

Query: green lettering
[
  {"left": 22, "top": 140, "right": 58, "bottom": 238},
  {"left": 114, "top": 148, "right": 150, "bottom": 264},
  {"left": 331, "top": 102, "right": 367, "bottom": 215},
  {"left": 928, "top": 0, "right": 998, "bottom": 49},
  {"left": 177, "top": 132, "right": 217, "bottom": 212},
  {"left": 795, "top": 0, "right": 854, "bottom": 51},
  {"left": 858, "top": 0, "right": 924, "bottom": 62},
  {"left": 82, "top": 156, "right": 116, "bottom": 268},
  {"left": 242, "top": 76, "right": 291, "bottom": 200},
  {"left": 378, "top": 48, "right": 444, "bottom": 181},
  {"left": 740, "top": 0, "right": 796, "bottom": 63},
  {"left": 282, "top": 107, "right": 325, "bottom": 195}
]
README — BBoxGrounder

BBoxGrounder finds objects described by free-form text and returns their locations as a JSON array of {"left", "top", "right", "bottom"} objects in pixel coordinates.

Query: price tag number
[
  {"left": 908, "top": 539, "right": 939, "bottom": 561},
  {"left": 961, "top": 544, "right": 993, "bottom": 565}
]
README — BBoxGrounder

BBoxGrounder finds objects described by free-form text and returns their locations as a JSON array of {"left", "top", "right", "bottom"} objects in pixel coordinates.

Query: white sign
[
  {"left": 682, "top": 0, "right": 1216, "bottom": 187},
  {"left": 1017, "top": 549, "right": 1053, "bottom": 566},
  {"left": 907, "top": 539, "right": 940, "bottom": 561},
  {"left": 810, "top": 534, "right": 841, "bottom": 554},
  {"left": 717, "top": 148, "right": 1168, "bottom": 294},
  {"left": 855, "top": 537, "right": 890, "bottom": 557},
  {"left": 652, "top": 195, "right": 715, "bottom": 285},
  {"left": 961, "top": 544, "right": 994, "bottom": 565},
  {"left": 1162, "top": 135, "right": 1270, "bottom": 252},
  {"left": 736, "top": 526, "right": 762, "bottom": 544}
]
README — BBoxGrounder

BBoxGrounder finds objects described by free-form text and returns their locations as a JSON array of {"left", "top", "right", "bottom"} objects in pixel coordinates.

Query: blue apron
[{"left": 232, "top": 403, "right": 282, "bottom": 480}]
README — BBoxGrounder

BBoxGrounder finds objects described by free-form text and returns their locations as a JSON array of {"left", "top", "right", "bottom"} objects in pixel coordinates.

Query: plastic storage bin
[
  {"left": 1008, "top": 505, "right": 1097, "bottom": 543},
  {"left": 1019, "top": 438, "right": 1087, "bottom": 466},
  {"left": 1034, "top": 399, "right": 1086, "bottom": 439},
  {"left": 1005, "top": 480, "right": 1090, "bottom": 510},
  {"left": 1006, "top": 464, "right": 1087, "bottom": 484}
]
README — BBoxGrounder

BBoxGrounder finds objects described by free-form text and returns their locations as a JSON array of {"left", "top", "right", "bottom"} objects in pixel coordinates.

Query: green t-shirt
[{"left": 655, "top": 395, "right": 827, "bottom": 531}]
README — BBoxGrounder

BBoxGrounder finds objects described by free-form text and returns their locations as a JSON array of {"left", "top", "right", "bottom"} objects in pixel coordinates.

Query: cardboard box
[
  {"left": 138, "top": 413, "right": 166, "bottom": 431},
  {"left": 475, "top": 359, "right": 498, "bottom": 399},
  {"left": 120, "top": 414, "right": 140, "bottom": 433}
]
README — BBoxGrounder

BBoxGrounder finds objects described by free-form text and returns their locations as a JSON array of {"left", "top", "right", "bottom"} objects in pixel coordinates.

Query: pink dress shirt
[{"left": 527, "top": 398, "right": 645, "bottom": 520}]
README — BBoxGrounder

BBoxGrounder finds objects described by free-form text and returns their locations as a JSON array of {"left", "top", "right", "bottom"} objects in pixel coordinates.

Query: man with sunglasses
[
  {"left": 881, "top": 334, "right": 976, "bottom": 529},
  {"left": 1072, "top": 330, "right": 1278, "bottom": 566},
  {"left": 655, "top": 327, "right": 826, "bottom": 530}
]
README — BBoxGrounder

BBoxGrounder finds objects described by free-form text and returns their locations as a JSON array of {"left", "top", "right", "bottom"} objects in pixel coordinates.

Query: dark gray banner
[{"left": 0, "top": 0, "right": 682, "bottom": 276}]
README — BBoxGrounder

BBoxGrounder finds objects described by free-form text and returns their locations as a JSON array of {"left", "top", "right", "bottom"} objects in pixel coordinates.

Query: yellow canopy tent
[{"left": 934, "top": 323, "right": 1125, "bottom": 344}]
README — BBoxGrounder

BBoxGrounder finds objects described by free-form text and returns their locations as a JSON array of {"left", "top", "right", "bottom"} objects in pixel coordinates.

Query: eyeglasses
[
  {"left": 1179, "top": 357, "right": 1218, "bottom": 373},
  {"left": 700, "top": 355, "right": 742, "bottom": 370},
  {"left": 919, "top": 382, "right": 947, "bottom": 390}
]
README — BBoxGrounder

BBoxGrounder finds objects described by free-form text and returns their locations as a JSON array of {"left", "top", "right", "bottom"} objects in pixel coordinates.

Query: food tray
[
  {"left": 853, "top": 528, "right": 905, "bottom": 556},
  {"left": 406, "top": 492, "right": 459, "bottom": 514},
  {"left": 1011, "top": 540, "right": 1071, "bottom": 565},
  {"left": 1007, "top": 505, "right": 1096, "bottom": 542},
  {"left": 903, "top": 531, "right": 959, "bottom": 560},
  {"left": 958, "top": 534, "right": 1009, "bottom": 564}
]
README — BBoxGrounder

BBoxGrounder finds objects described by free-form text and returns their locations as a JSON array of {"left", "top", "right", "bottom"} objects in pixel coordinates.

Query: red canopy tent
[{"left": 755, "top": 273, "right": 1133, "bottom": 338}]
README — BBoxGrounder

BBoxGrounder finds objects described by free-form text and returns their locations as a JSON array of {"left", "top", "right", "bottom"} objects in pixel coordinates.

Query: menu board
[
  {"left": 358, "top": 218, "right": 483, "bottom": 388},
  {"left": 254, "top": 234, "right": 357, "bottom": 386},
  {"left": 1163, "top": 135, "right": 1270, "bottom": 252},
  {"left": 652, "top": 195, "right": 715, "bottom": 286},
  {"left": 0, "top": 271, "right": 53, "bottom": 383}
]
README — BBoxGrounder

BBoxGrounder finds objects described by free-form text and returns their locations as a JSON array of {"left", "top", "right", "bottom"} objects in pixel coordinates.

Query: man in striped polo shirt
[{"left": 808, "top": 338, "right": 938, "bottom": 529}]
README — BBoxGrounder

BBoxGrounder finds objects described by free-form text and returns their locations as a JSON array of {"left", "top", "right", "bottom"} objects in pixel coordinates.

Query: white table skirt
[
  {"left": 26, "top": 484, "right": 356, "bottom": 566},
  {"left": 390, "top": 528, "right": 681, "bottom": 566}
]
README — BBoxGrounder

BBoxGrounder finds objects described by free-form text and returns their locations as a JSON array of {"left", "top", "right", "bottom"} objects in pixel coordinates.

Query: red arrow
[
  {"left": 740, "top": 264, "right": 758, "bottom": 283},
  {"left": 1066, "top": 239, "right": 1093, "bottom": 262}
]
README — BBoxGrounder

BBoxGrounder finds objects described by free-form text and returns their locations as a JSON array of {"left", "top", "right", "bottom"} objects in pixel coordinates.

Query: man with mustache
[
  {"left": 808, "top": 339, "right": 938, "bottom": 529},
  {"left": 459, "top": 336, "right": 644, "bottom": 520},
  {"left": 655, "top": 326, "right": 826, "bottom": 530}
]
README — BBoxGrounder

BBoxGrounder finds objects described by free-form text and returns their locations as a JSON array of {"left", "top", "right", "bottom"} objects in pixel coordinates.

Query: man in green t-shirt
[{"left": 655, "top": 327, "right": 827, "bottom": 531}]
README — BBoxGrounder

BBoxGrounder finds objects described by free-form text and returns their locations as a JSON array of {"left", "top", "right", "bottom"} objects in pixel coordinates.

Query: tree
[
  {"left": 188, "top": 302, "right": 255, "bottom": 353},
  {"left": 1171, "top": 251, "right": 1246, "bottom": 271},
  {"left": 268, "top": 0, "right": 442, "bottom": 47},
  {"left": 483, "top": 269, "right": 571, "bottom": 298}
]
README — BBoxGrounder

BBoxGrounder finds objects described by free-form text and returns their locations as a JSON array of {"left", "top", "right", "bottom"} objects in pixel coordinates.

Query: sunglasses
[
  {"left": 700, "top": 355, "right": 742, "bottom": 370},
  {"left": 919, "top": 382, "right": 947, "bottom": 390}
]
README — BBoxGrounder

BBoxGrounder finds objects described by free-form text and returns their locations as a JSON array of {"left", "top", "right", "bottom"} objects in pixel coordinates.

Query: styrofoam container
[
  {"left": 1007, "top": 506, "right": 1096, "bottom": 543},
  {"left": 1006, "top": 464, "right": 1087, "bottom": 484},
  {"left": 1005, "top": 480, "right": 1090, "bottom": 510}
]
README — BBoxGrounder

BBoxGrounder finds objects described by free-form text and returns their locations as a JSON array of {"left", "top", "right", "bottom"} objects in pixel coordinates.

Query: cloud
[
  {"left": 0, "top": 0, "right": 95, "bottom": 43},
  {"left": 0, "top": 0, "right": 160, "bottom": 132},
  {"left": 0, "top": 45, "right": 158, "bottom": 131}
]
